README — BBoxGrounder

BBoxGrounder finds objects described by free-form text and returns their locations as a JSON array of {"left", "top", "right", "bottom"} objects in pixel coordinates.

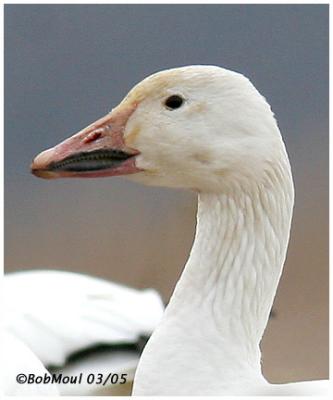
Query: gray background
[{"left": 5, "top": 5, "right": 328, "bottom": 383}]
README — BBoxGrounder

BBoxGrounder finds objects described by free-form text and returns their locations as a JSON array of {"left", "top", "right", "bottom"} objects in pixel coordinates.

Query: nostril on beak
[{"left": 83, "top": 130, "right": 103, "bottom": 144}]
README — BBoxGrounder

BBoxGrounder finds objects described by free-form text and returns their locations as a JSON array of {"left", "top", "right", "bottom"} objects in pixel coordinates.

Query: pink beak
[{"left": 31, "top": 104, "right": 141, "bottom": 179}]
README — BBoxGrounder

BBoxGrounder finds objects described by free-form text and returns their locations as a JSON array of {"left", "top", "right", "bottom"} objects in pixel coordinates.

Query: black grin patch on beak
[{"left": 49, "top": 149, "right": 134, "bottom": 172}]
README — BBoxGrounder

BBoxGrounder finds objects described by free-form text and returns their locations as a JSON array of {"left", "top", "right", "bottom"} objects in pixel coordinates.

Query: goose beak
[{"left": 31, "top": 105, "right": 141, "bottom": 179}]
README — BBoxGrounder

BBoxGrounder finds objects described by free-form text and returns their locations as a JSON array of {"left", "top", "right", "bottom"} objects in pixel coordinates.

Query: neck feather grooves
[{"left": 170, "top": 155, "right": 294, "bottom": 355}]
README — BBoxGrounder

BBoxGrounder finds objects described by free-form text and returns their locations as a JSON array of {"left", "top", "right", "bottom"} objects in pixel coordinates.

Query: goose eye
[{"left": 164, "top": 95, "right": 184, "bottom": 110}]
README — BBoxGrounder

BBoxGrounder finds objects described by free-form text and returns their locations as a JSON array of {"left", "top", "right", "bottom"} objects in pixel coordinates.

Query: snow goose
[
  {"left": 4, "top": 270, "right": 164, "bottom": 395},
  {"left": 31, "top": 65, "right": 329, "bottom": 395}
]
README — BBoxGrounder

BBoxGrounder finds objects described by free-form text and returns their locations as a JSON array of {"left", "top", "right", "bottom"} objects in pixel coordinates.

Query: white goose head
[
  {"left": 31, "top": 65, "right": 287, "bottom": 194},
  {"left": 31, "top": 66, "right": 294, "bottom": 395}
]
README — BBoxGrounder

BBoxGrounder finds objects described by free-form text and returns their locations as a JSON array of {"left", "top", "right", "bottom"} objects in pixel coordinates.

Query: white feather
[
  {"left": 4, "top": 270, "right": 164, "bottom": 395},
  {"left": 4, "top": 270, "right": 164, "bottom": 367}
]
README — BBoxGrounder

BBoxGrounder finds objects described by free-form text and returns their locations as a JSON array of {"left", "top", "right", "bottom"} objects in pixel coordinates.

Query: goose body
[
  {"left": 31, "top": 65, "right": 329, "bottom": 395},
  {"left": 3, "top": 270, "right": 164, "bottom": 395}
]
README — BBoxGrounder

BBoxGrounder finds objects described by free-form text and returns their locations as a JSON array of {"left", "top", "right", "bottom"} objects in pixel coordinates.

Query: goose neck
[
  {"left": 133, "top": 157, "right": 294, "bottom": 394},
  {"left": 170, "top": 165, "right": 294, "bottom": 354}
]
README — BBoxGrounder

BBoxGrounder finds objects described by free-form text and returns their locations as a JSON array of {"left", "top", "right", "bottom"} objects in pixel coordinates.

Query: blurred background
[{"left": 5, "top": 4, "right": 328, "bottom": 383}]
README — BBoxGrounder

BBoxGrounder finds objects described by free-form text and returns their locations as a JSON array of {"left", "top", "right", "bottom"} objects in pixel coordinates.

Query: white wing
[
  {"left": 1, "top": 331, "right": 59, "bottom": 396},
  {"left": 4, "top": 270, "right": 164, "bottom": 367}
]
